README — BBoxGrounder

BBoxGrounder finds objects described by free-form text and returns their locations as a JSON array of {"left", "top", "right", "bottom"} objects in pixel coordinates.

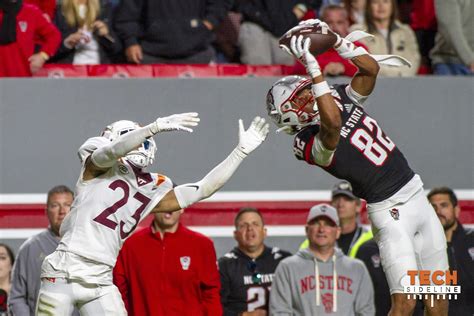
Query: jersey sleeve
[
  {"left": 293, "top": 126, "right": 320, "bottom": 165},
  {"left": 77, "top": 137, "right": 110, "bottom": 165},
  {"left": 346, "top": 84, "right": 368, "bottom": 106}
]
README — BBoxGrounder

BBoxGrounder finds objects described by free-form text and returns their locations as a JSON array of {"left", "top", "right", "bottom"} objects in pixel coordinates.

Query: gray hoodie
[{"left": 269, "top": 248, "right": 375, "bottom": 315}]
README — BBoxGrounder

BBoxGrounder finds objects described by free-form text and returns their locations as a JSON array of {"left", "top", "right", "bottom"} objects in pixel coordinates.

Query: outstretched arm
[
  {"left": 332, "top": 31, "right": 380, "bottom": 98},
  {"left": 153, "top": 117, "right": 269, "bottom": 213},
  {"left": 83, "top": 113, "right": 200, "bottom": 180},
  {"left": 290, "top": 35, "right": 341, "bottom": 152},
  {"left": 348, "top": 54, "right": 380, "bottom": 98}
]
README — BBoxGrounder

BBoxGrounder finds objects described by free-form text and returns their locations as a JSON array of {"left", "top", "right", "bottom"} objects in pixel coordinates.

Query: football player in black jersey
[
  {"left": 266, "top": 19, "right": 449, "bottom": 316},
  {"left": 218, "top": 208, "right": 291, "bottom": 316}
]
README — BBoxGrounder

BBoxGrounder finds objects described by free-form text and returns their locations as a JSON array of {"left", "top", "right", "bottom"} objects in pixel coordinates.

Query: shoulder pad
[{"left": 78, "top": 136, "right": 110, "bottom": 164}]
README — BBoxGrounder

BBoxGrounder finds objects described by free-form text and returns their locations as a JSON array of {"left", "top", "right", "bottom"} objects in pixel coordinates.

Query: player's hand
[
  {"left": 152, "top": 113, "right": 200, "bottom": 134},
  {"left": 237, "top": 116, "right": 269, "bottom": 155},
  {"left": 298, "top": 18, "right": 328, "bottom": 29},
  {"left": 151, "top": 112, "right": 200, "bottom": 134},
  {"left": 290, "top": 35, "right": 321, "bottom": 78}
]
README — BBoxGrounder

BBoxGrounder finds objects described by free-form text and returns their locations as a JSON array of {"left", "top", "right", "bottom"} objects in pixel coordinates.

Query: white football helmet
[
  {"left": 101, "top": 120, "right": 157, "bottom": 168},
  {"left": 266, "top": 75, "right": 320, "bottom": 134}
]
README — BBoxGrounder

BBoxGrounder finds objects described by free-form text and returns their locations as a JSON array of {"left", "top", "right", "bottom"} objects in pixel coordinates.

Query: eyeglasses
[{"left": 247, "top": 261, "right": 262, "bottom": 285}]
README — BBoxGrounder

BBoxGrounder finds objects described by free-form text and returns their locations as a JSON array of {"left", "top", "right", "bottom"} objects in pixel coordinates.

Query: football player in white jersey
[{"left": 36, "top": 112, "right": 269, "bottom": 315}]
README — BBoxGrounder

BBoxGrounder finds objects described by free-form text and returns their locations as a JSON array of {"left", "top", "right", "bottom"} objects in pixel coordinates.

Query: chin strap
[{"left": 335, "top": 30, "right": 412, "bottom": 68}]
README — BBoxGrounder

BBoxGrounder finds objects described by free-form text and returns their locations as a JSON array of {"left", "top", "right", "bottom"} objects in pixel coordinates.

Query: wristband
[
  {"left": 311, "top": 81, "right": 331, "bottom": 98},
  {"left": 39, "top": 51, "right": 49, "bottom": 61}
]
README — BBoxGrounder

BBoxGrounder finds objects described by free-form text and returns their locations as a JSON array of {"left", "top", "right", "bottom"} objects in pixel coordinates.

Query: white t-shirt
[
  {"left": 41, "top": 137, "right": 173, "bottom": 284},
  {"left": 73, "top": 4, "right": 100, "bottom": 65}
]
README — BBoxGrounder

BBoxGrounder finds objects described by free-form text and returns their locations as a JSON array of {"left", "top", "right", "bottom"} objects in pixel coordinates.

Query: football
[{"left": 279, "top": 24, "right": 338, "bottom": 56}]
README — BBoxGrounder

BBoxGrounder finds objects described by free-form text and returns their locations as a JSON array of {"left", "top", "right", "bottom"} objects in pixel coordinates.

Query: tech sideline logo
[{"left": 403, "top": 270, "right": 460, "bottom": 307}]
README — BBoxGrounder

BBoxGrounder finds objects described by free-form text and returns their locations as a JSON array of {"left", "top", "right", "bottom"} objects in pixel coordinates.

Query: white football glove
[
  {"left": 150, "top": 112, "right": 200, "bottom": 134},
  {"left": 291, "top": 35, "right": 321, "bottom": 78},
  {"left": 237, "top": 116, "right": 269, "bottom": 155},
  {"left": 298, "top": 18, "right": 329, "bottom": 29}
]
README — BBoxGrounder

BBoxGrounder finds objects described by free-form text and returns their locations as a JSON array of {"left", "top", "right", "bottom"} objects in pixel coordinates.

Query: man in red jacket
[
  {"left": 0, "top": 0, "right": 60, "bottom": 77},
  {"left": 113, "top": 209, "right": 222, "bottom": 316}
]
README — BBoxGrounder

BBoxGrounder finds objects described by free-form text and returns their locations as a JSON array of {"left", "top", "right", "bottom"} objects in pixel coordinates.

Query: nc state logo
[
  {"left": 371, "top": 254, "right": 381, "bottom": 268},
  {"left": 390, "top": 208, "right": 400, "bottom": 220},
  {"left": 322, "top": 293, "right": 334, "bottom": 313},
  {"left": 19, "top": 21, "right": 28, "bottom": 32},
  {"left": 180, "top": 256, "right": 191, "bottom": 270}
]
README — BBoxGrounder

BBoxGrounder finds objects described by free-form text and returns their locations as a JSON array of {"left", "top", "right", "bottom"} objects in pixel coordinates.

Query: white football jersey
[{"left": 57, "top": 137, "right": 173, "bottom": 267}]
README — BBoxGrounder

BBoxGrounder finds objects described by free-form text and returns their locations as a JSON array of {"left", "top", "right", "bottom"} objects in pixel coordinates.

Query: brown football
[{"left": 279, "top": 24, "right": 338, "bottom": 56}]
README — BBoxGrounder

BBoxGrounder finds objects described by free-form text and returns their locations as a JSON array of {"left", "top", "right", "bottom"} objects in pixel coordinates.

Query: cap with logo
[
  {"left": 331, "top": 180, "right": 357, "bottom": 200},
  {"left": 306, "top": 203, "right": 340, "bottom": 226}
]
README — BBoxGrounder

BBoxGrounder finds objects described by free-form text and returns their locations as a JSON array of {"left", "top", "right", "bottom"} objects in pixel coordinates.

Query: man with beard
[
  {"left": 428, "top": 187, "right": 474, "bottom": 315},
  {"left": 113, "top": 209, "right": 222, "bottom": 316},
  {"left": 219, "top": 208, "right": 291, "bottom": 316}
]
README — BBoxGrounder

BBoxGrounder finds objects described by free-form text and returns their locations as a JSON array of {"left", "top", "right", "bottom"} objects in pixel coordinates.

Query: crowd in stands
[
  {"left": 2, "top": 183, "right": 473, "bottom": 315},
  {"left": 0, "top": 0, "right": 472, "bottom": 77}
]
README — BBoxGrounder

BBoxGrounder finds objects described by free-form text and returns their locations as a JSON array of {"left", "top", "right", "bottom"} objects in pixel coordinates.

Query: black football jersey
[
  {"left": 218, "top": 246, "right": 291, "bottom": 315},
  {"left": 293, "top": 84, "right": 415, "bottom": 203}
]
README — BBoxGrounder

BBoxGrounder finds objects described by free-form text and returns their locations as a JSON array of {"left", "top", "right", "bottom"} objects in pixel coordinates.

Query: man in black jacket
[
  {"left": 114, "top": 0, "right": 229, "bottom": 64},
  {"left": 236, "top": 0, "right": 310, "bottom": 65},
  {"left": 219, "top": 207, "right": 291, "bottom": 316},
  {"left": 428, "top": 187, "right": 474, "bottom": 315}
]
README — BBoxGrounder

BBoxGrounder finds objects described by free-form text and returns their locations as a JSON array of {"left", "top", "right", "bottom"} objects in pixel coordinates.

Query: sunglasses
[{"left": 247, "top": 261, "right": 262, "bottom": 285}]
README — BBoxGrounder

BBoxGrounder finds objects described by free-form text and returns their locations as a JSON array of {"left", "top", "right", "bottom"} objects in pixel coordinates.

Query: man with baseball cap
[
  {"left": 270, "top": 203, "right": 375, "bottom": 315},
  {"left": 300, "top": 181, "right": 372, "bottom": 257}
]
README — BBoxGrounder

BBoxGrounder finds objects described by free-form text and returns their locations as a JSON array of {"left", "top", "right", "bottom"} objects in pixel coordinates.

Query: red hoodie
[
  {"left": 114, "top": 224, "right": 222, "bottom": 316},
  {"left": 0, "top": 4, "right": 60, "bottom": 77}
]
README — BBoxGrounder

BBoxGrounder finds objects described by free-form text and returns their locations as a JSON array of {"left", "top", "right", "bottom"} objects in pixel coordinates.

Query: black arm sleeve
[{"left": 113, "top": 0, "right": 143, "bottom": 48}]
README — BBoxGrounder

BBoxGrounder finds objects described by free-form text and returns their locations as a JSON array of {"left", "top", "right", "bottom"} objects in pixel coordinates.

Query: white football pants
[{"left": 35, "top": 277, "right": 127, "bottom": 316}]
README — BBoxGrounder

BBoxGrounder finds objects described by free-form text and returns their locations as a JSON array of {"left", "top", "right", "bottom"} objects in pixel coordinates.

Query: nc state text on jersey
[{"left": 340, "top": 107, "right": 364, "bottom": 138}]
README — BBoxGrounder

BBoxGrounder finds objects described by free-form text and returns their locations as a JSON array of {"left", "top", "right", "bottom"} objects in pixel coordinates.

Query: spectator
[
  {"left": 355, "top": 239, "right": 391, "bottom": 316},
  {"left": 51, "top": 0, "right": 122, "bottom": 64},
  {"left": 8, "top": 185, "right": 78, "bottom": 316},
  {"left": 236, "top": 0, "right": 309, "bottom": 65},
  {"left": 0, "top": 0, "right": 60, "bottom": 77},
  {"left": 113, "top": 209, "right": 222, "bottom": 316},
  {"left": 293, "top": 5, "right": 364, "bottom": 76},
  {"left": 114, "top": 0, "right": 228, "bottom": 64},
  {"left": 0, "top": 244, "right": 14, "bottom": 316},
  {"left": 219, "top": 207, "right": 291, "bottom": 315},
  {"left": 300, "top": 181, "right": 372, "bottom": 257},
  {"left": 410, "top": 0, "right": 436, "bottom": 72},
  {"left": 429, "top": 0, "right": 473, "bottom": 75},
  {"left": 343, "top": 0, "right": 365, "bottom": 25},
  {"left": 350, "top": 0, "right": 420, "bottom": 76},
  {"left": 270, "top": 204, "right": 375, "bottom": 315},
  {"left": 428, "top": 187, "right": 474, "bottom": 315}
]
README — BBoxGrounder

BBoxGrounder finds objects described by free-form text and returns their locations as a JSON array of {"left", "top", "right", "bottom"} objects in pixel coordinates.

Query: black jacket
[
  {"left": 236, "top": 0, "right": 310, "bottom": 37},
  {"left": 447, "top": 222, "right": 474, "bottom": 315},
  {"left": 356, "top": 239, "right": 391, "bottom": 316},
  {"left": 218, "top": 246, "right": 291, "bottom": 316},
  {"left": 51, "top": 0, "right": 122, "bottom": 64},
  {"left": 114, "top": 0, "right": 229, "bottom": 58}
]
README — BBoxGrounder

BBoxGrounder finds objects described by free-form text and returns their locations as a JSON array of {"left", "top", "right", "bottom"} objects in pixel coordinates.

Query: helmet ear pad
[{"left": 101, "top": 120, "right": 157, "bottom": 168}]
